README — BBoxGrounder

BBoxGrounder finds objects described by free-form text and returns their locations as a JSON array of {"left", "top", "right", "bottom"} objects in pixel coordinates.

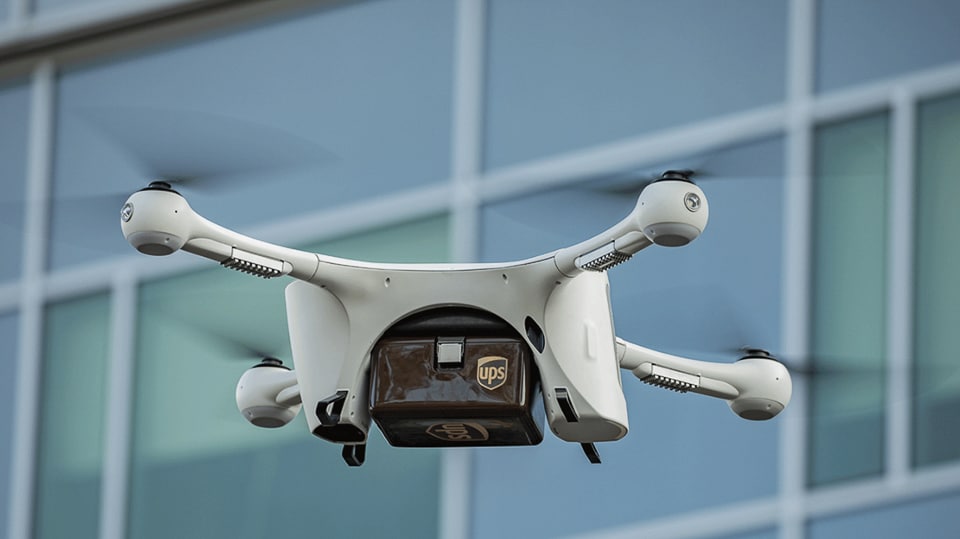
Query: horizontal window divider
[{"left": 479, "top": 104, "right": 788, "bottom": 203}]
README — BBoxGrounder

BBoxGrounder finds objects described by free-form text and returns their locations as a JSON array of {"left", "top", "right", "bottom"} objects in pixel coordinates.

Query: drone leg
[
  {"left": 342, "top": 444, "right": 366, "bottom": 467},
  {"left": 316, "top": 390, "right": 348, "bottom": 426},
  {"left": 580, "top": 443, "right": 601, "bottom": 464}
]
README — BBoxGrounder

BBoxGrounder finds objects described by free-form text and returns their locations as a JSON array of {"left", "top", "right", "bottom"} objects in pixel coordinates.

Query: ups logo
[
  {"left": 426, "top": 422, "right": 490, "bottom": 442},
  {"left": 477, "top": 356, "right": 508, "bottom": 390}
]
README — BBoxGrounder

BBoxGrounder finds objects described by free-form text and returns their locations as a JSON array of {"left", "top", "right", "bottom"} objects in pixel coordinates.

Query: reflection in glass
[
  {"left": 0, "top": 80, "right": 29, "bottom": 282},
  {"left": 0, "top": 312, "right": 19, "bottom": 535},
  {"left": 809, "top": 113, "right": 889, "bottom": 486},
  {"left": 484, "top": 0, "right": 786, "bottom": 168},
  {"left": 48, "top": 0, "right": 453, "bottom": 269},
  {"left": 817, "top": 0, "right": 960, "bottom": 93},
  {"left": 914, "top": 93, "right": 960, "bottom": 467},
  {"left": 130, "top": 216, "right": 448, "bottom": 539},
  {"left": 35, "top": 294, "right": 111, "bottom": 539}
]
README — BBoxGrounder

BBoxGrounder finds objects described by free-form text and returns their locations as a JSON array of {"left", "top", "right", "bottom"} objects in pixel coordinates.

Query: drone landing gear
[
  {"left": 312, "top": 391, "right": 368, "bottom": 466},
  {"left": 556, "top": 388, "right": 602, "bottom": 464},
  {"left": 580, "top": 443, "right": 601, "bottom": 464},
  {"left": 342, "top": 444, "right": 366, "bottom": 467}
]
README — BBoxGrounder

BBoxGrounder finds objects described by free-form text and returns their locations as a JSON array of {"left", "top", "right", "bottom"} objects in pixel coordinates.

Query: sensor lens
[
  {"left": 121, "top": 202, "right": 134, "bottom": 222},
  {"left": 684, "top": 193, "right": 701, "bottom": 212}
]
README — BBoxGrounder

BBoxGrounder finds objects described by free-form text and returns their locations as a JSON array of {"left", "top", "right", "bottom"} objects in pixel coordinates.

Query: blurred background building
[{"left": 1, "top": 0, "right": 960, "bottom": 537}]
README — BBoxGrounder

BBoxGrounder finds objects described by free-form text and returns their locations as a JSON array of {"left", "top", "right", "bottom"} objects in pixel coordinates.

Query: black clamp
[
  {"left": 556, "top": 387, "right": 602, "bottom": 464},
  {"left": 342, "top": 444, "right": 366, "bottom": 467},
  {"left": 316, "top": 390, "right": 349, "bottom": 427}
]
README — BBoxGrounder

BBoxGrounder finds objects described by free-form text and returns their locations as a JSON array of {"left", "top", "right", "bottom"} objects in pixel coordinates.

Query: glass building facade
[{"left": 2, "top": 1, "right": 960, "bottom": 538}]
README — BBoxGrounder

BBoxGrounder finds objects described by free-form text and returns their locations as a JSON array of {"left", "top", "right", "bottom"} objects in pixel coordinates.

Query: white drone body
[{"left": 121, "top": 174, "right": 792, "bottom": 465}]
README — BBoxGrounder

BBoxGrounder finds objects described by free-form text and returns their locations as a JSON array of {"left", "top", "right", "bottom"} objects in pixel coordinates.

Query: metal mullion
[
  {"left": 8, "top": 0, "right": 28, "bottom": 24},
  {"left": 780, "top": 1, "right": 816, "bottom": 538},
  {"left": 8, "top": 59, "right": 54, "bottom": 539},
  {"left": 440, "top": 2, "right": 486, "bottom": 539},
  {"left": 99, "top": 269, "right": 137, "bottom": 539},
  {"left": 886, "top": 89, "right": 915, "bottom": 485},
  {"left": 478, "top": 104, "right": 787, "bottom": 203},
  {"left": 448, "top": 0, "right": 485, "bottom": 266}
]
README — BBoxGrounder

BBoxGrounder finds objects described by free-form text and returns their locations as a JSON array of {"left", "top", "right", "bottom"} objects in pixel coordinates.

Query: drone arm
[
  {"left": 553, "top": 180, "right": 708, "bottom": 277},
  {"left": 275, "top": 384, "right": 302, "bottom": 407},
  {"left": 553, "top": 216, "right": 653, "bottom": 276},
  {"left": 615, "top": 338, "right": 792, "bottom": 420},
  {"left": 121, "top": 188, "right": 319, "bottom": 281}
]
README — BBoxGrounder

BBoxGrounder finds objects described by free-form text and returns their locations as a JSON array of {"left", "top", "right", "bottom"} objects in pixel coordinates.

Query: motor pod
[
  {"left": 236, "top": 359, "right": 302, "bottom": 428},
  {"left": 728, "top": 353, "right": 792, "bottom": 421},
  {"left": 120, "top": 182, "right": 193, "bottom": 256},
  {"left": 635, "top": 179, "right": 709, "bottom": 246}
]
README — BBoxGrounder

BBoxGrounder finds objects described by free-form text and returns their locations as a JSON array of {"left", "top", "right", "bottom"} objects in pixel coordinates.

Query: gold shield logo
[
  {"left": 477, "top": 356, "right": 508, "bottom": 390},
  {"left": 426, "top": 422, "right": 490, "bottom": 442}
]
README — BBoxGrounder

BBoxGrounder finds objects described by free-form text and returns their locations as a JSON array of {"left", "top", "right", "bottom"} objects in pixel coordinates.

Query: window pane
[
  {"left": 809, "top": 113, "right": 889, "bottom": 486},
  {"left": 817, "top": 0, "right": 960, "bottom": 93},
  {"left": 484, "top": 0, "right": 787, "bottom": 169},
  {"left": 130, "top": 216, "right": 449, "bottom": 539},
  {"left": 0, "top": 79, "right": 29, "bottom": 282},
  {"left": 49, "top": 0, "right": 453, "bottom": 269},
  {"left": 0, "top": 311, "right": 18, "bottom": 536},
  {"left": 914, "top": 93, "right": 960, "bottom": 467},
  {"left": 35, "top": 294, "right": 110, "bottom": 539}
]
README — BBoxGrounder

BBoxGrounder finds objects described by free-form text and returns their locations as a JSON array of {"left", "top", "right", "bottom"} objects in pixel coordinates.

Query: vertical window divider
[
  {"left": 449, "top": 0, "right": 486, "bottom": 266},
  {"left": 781, "top": 0, "right": 816, "bottom": 538},
  {"left": 886, "top": 88, "right": 916, "bottom": 485},
  {"left": 8, "top": 0, "right": 28, "bottom": 25},
  {"left": 100, "top": 268, "right": 137, "bottom": 539},
  {"left": 9, "top": 59, "right": 54, "bottom": 539},
  {"left": 442, "top": 2, "right": 486, "bottom": 539}
]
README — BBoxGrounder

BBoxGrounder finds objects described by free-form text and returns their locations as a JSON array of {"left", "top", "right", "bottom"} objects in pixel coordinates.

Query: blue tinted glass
[
  {"left": 49, "top": 0, "right": 453, "bottom": 269},
  {"left": 484, "top": 0, "right": 787, "bottom": 169},
  {"left": 808, "top": 491, "right": 960, "bottom": 539},
  {"left": 817, "top": 0, "right": 960, "bottom": 93},
  {"left": 35, "top": 294, "right": 110, "bottom": 539},
  {"left": 809, "top": 113, "right": 888, "bottom": 486},
  {"left": 0, "top": 311, "right": 17, "bottom": 537},
  {"left": 475, "top": 138, "right": 785, "bottom": 538},
  {"left": 0, "top": 79, "right": 29, "bottom": 281},
  {"left": 131, "top": 216, "right": 449, "bottom": 539},
  {"left": 914, "top": 93, "right": 960, "bottom": 467}
]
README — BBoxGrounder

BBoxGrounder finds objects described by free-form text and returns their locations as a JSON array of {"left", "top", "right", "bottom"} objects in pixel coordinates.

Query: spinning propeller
[{"left": 36, "top": 107, "right": 335, "bottom": 263}]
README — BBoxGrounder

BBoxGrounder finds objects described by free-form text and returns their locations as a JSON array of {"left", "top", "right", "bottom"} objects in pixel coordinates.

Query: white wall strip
[
  {"left": 7, "top": 59, "right": 54, "bottom": 539},
  {"left": 99, "top": 268, "right": 137, "bottom": 539},
  {"left": 7, "top": 0, "right": 28, "bottom": 25},
  {"left": 449, "top": 0, "right": 486, "bottom": 265},
  {"left": 805, "top": 462, "right": 960, "bottom": 518},
  {"left": 886, "top": 88, "right": 916, "bottom": 486},
  {"left": 813, "top": 63, "right": 960, "bottom": 122},
  {"left": 780, "top": 1, "right": 816, "bottom": 538},
  {"left": 440, "top": 2, "right": 486, "bottom": 539},
  {"left": 480, "top": 104, "right": 787, "bottom": 202}
]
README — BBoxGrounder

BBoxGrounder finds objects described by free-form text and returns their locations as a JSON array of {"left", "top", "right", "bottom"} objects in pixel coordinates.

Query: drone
[{"left": 120, "top": 170, "right": 792, "bottom": 466}]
